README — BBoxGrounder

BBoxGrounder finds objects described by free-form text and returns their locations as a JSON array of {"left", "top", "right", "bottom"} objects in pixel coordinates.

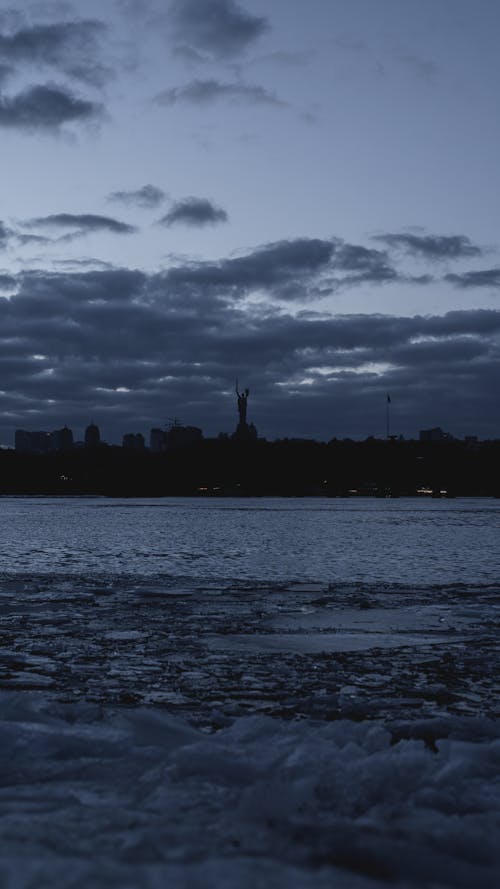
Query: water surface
[{"left": 1, "top": 496, "right": 499, "bottom": 585}]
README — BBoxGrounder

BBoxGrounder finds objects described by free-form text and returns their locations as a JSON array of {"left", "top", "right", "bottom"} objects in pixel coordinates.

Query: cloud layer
[{"left": 1, "top": 248, "right": 499, "bottom": 444}]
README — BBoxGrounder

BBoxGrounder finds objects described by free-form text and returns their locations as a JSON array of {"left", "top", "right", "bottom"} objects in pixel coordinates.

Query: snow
[
  {"left": 0, "top": 693, "right": 499, "bottom": 889},
  {"left": 0, "top": 571, "right": 498, "bottom": 887}
]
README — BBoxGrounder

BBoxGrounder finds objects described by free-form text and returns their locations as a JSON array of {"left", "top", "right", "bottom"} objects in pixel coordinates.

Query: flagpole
[{"left": 386, "top": 394, "right": 391, "bottom": 439}]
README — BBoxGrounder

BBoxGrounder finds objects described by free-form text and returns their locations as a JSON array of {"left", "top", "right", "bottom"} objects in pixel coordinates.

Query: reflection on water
[{"left": 0, "top": 496, "right": 499, "bottom": 584}]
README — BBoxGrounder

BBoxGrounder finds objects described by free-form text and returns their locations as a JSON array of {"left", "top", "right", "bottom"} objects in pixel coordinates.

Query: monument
[{"left": 233, "top": 380, "right": 257, "bottom": 441}]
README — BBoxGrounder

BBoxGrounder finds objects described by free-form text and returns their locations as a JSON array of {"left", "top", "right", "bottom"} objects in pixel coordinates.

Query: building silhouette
[
  {"left": 149, "top": 425, "right": 203, "bottom": 451},
  {"left": 123, "top": 433, "right": 146, "bottom": 450},
  {"left": 167, "top": 425, "right": 203, "bottom": 449},
  {"left": 15, "top": 430, "right": 52, "bottom": 453},
  {"left": 52, "top": 426, "right": 74, "bottom": 451},
  {"left": 15, "top": 427, "right": 74, "bottom": 453},
  {"left": 150, "top": 428, "right": 167, "bottom": 453},
  {"left": 419, "top": 427, "right": 454, "bottom": 442},
  {"left": 84, "top": 422, "right": 101, "bottom": 448}
]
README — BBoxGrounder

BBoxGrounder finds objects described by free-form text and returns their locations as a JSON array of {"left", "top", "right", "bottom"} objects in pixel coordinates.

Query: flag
[{"left": 387, "top": 393, "right": 391, "bottom": 404}]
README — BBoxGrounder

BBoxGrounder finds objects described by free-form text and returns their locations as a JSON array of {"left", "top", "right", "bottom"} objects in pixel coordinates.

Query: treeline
[{"left": 1, "top": 438, "right": 499, "bottom": 497}]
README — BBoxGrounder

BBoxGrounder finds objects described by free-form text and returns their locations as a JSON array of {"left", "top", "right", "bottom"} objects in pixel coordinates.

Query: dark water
[
  {"left": 0, "top": 494, "right": 497, "bottom": 720},
  {"left": 1, "top": 496, "right": 499, "bottom": 584}
]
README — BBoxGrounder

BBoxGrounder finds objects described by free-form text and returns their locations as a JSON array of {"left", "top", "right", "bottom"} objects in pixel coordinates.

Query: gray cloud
[
  {"left": 0, "top": 19, "right": 110, "bottom": 86},
  {"left": 108, "top": 184, "right": 166, "bottom": 209},
  {"left": 374, "top": 232, "right": 482, "bottom": 260},
  {"left": 159, "top": 197, "right": 228, "bottom": 228},
  {"left": 53, "top": 258, "right": 116, "bottom": 271},
  {"left": 158, "top": 238, "right": 403, "bottom": 301},
  {"left": 444, "top": 268, "right": 500, "bottom": 288},
  {"left": 1, "top": 265, "right": 499, "bottom": 443},
  {"left": 331, "top": 243, "right": 398, "bottom": 287},
  {"left": 0, "top": 84, "right": 102, "bottom": 130},
  {"left": 0, "top": 273, "right": 15, "bottom": 290},
  {"left": 26, "top": 214, "right": 137, "bottom": 235},
  {"left": 155, "top": 78, "right": 284, "bottom": 107},
  {"left": 169, "top": 0, "right": 267, "bottom": 58},
  {"left": 336, "top": 244, "right": 390, "bottom": 271},
  {"left": 16, "top": 233, "right": 52, "bottom": 246},
  {"left": 0, "top": 221, "right": 11, "bottom": 247},
  {"left": 161, "top": 238, "right": 337, "bottom": 300}
]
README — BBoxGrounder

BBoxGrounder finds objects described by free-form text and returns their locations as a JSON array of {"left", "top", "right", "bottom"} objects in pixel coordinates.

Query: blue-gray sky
[{"left": 1, "top": 0, "right": 500, "bottom": 443}]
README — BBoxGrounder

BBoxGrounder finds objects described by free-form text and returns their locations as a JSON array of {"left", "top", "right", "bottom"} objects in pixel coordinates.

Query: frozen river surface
[{"left": 0, "top": 498, "right": 498, "bottom": 888}]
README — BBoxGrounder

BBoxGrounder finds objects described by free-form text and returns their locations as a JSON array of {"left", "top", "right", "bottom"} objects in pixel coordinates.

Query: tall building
[
  {"left": 150, "top": 428, "right": 167, "bottom": 453},
  {"left": 123, "top": 433, "right": 145, "bottom": 450},
  {"left": 52, "top": 426, "right": 74, "bottom": 451},
  {"left": 84, "top": 422, "right": 101, "bottom": 448}
]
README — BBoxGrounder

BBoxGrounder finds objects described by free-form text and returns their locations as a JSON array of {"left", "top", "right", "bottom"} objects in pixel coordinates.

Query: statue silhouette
[{"left": 236, "top": 382, "right": 249, "bottom": 426}]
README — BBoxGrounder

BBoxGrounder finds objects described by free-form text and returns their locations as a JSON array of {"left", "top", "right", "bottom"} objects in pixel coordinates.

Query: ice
[
  {"left": 0, "top": 693, "right": 499, "bottom": 888},
  {"left": 0, "top": 571, "right": 498, "bottom": 886}
]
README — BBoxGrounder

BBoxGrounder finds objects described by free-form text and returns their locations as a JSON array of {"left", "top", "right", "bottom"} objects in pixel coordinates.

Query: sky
[{"left": 1, "top": 0, "right": 500, "bottom": 444}]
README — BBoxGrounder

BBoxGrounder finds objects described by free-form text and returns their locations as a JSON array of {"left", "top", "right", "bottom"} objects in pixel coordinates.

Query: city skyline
[
  {"left": 1, "top": 1, "right": 500, "bottom": 444},
  {"left": 11, "top": 412, "right": 483, "bottom": 451}
]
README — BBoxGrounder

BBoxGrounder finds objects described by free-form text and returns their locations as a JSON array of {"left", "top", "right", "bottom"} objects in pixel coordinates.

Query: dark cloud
[
  {"left": 444, "top": 269, "right": 500, "bottom": 288},
  {"left": 108, "top": 185, "right": 166, "bottom": 209},
  {"left": 157, "top": 238, "right": 403, "bottom": 301},
  {"left": 26, "top": 214, "right": 137, "bottom": 235},
  {"left": 159, "top": 197, "right": 228, "bottom": 228},
  {"left": 0, "top": 273, "right": 16, "bottom": 290},
  {"left": 155, "top": 78, "right": 284, "bottom": 107},
  {"left": 0, "top": 84, "right": 102, "bottom": 130},
  {"left": 0, "top": 221, "right": 11, "bottom": 247},
  {"left": 1, "top": 265, "right": 499, "bottom": 443},
  {"left": 374, "top": 233, "right": 482, "bottom": 260},
  {"left": 160, "top": 237, "right": 337, "bottom": 300},
  {"left": 331, "top": 243, "right": 398, "bottom": 287},
  {"left": 169, "top": 0, "right": 268, "bottom": 58},
  {"left": 15, "top": 233, "right": 52, "bottom": 246},
  {"left": 336, "top": 244, "right": 389, "bottom": 271},
  {"left": 0, "top": 20, "right": 110, "bottom": 85}
]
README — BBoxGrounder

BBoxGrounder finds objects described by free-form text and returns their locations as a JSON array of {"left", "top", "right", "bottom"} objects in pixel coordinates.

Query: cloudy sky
[{"left": 1, "top": 0, "right": 500, "bottom": 444}]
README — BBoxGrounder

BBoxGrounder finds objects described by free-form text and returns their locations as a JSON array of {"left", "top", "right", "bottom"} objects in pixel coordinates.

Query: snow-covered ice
[
  {"left": 0, "top": 692, "right": 498, "bottom": 889},
  {"left": 0, "top": 572, "right": 499, "bottom": 887}
]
